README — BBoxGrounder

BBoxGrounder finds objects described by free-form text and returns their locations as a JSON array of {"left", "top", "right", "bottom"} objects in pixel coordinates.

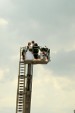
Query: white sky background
[{"left": 0, "top": 0, "right": 75, "bottom": 113}]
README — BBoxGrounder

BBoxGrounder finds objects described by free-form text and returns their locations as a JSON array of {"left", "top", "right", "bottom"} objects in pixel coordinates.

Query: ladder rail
[{"left": 16, "top": 47, "right": 26, "bottom": 113}]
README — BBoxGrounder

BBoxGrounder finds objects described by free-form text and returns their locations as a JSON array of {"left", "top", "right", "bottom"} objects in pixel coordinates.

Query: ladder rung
[
  {"left": 19, "top": 86, "right": 24, "bottom": 88},
  {"left": 18, "top": 92, "right": 24, "bottom": 95},
  {"left": 18, "top": 108, "right": 23, "bottom": 110},
  {"left": 18, "top": 98, "right": 23, "bottom": 99},
  {"left": 20, "top": 79, "right": 24, "bottom": 81},
  {"left": 18, "top": 107, "right": 23, "bottom": 108},
  {"left": 19, "top": 85, "right": 24, "bottom": 87},
  {"left": 19, "top": 76, "right": 25, "bottom": 78},
  {"left": 20, "top": 82, "right": 24, "bottom": 84},
  {"left": 19, "top": 91, "right": 23, "bottom": 93},
  {"left": 19, "top": 82, "right": 24, "bottom": 84},
  {"left": 19, "top": 89, "right": 24, "bottom": 91},
  {"left": 18, "top": 103, "right": 23, "bottom": 105},
  {"left": 20, "top": 70, "right": 24, "bottom": 72},
  {"left": 20, "top": 66, "right": 24, "bottom": 67},
  {"left": 18, "top": 105, "right": 23, "bottom": 107},
  {"left": 19, "top": 87, "right": 24, "bottom": 89},
  {"left": 20, "top": 64, "right": 24, "bottom": 65},
  {"left": 20, "top": 71, "right": 24, "bottom": 73},
  {"left": 20, "top": 68, "right": 24, "bottom": 69},
  {"left": 19, "top": 90, "right": 23, "bottom": 92},
  {"left": 19, "top": 86, "right": 24, "bottom": 87},
  {"left": 19, "top": 87, "right": 24, "bottom": 88},
  {"left": 20, "top": 70, "right": 24, "bottom": 71},
  {"left": 20, "top": 68, "right": 24, "bottom": 70},
  {"left": 18, "top": 98, "right": 23, "bottom": 101},
  {"left": 19, "top": 74, "right": 25, "bottom": 77},
  {"left": 19, "top": 80, "right": 24, "bottom": 82},
  {"left": 18, "top": 101, "right": 23, "bottom": 103},
  {"left": 19, "top": 88, "right": 24, "bottom": 91},
  {"left": 18, "top": 104, "right": 23, "bottom": 106},
  {"left": 19, "top": 97, "right": 23, "bottom": 99},
  {"left": 19, "top": 78, "right": 24, "bottom": 80},
  {"left": 20, "top": 72, "right": 24, "bottom": 74},
  {"left": 18, "top": 110, "right": 23, "bottom": 112},
  {"left": 20, "top": 65, "right": 24, "bottom": 67},
  {"left": 20, "top": 67, "right": 24, "bottom": 69},
  {"left": 19, "top": 91, "right": 24, "bottom": 92},
  {"left": 18, "top": 96, "right": 23, "bottom": 98},
  {"left": 18, "top": 93, "right": 23, "bottom": 95},
  {"left": 20, "top": 66, "right": 24, "bottom": 68},
  {"left": 19, "top": 81, "right": 24, "bottom": 83},
  {"left": 19, "top": 84, "right": 24, "bottom": 86},
  {"left": 20, "top": 72, "right": 24, "bottom": 73},
  {"left": 20, "top": 74, "right": 24, "bottom": 76}
]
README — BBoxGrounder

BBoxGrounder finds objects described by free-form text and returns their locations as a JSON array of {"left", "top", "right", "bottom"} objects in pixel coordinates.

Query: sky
[{"left": 0, "top": 0, "right": 75, "bottom": 113}]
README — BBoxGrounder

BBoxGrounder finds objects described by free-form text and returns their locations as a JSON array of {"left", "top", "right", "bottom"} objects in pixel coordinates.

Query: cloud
[
  {"left": 0, "top": 69, "right": 4, "bottom": 80},
  {"left": 0, "top": 18, "right": 8, "bottom": 27},
  {"left": 46, "top": 49, "right": 75, "bottom": 76},
  {"left": 0, "top": 0, "right": 75, "bottom": 113},
  {"left": 0, "top": 65, "right": 75, "bottom": 113},
  {"left": 0, "top": 68, "right": 10, "bottom": 81},
  {"left": 31, "top": 65, "right": 75, "bottom": 113},
  {"left": 0, "top": 78, "right": 17, "bottom": 113},
  {"left": 5, "top": 0, "right": 75, "bottom": 52}
]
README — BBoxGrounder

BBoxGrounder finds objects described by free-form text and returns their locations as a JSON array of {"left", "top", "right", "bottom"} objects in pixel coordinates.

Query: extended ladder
[
  {"left": 16, "top": 47, "right": 26, "bottom": 113},
  {"left": 16, "top": 48, "right": 33, "bottom": 113},
  {"left": 16, "top": 61, "right": 26, "bottom": 113}
]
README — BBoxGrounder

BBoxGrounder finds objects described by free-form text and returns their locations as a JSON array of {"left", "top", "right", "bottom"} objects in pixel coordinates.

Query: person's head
[
  {"left": 28, "top": 42, "right": 31, "bottom": 46},
  {"left": 32, "top": 41, "right": 35, "bottom": 44}
]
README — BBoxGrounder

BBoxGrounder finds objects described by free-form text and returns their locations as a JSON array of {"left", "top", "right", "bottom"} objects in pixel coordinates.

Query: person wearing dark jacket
[{"left": 32, "top": 43, "right": 39, "bottom": 59}]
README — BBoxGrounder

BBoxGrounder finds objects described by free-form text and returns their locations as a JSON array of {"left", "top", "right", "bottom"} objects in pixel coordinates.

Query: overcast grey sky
[{"left": 0, "top": 0, "right": 75, "bottom": 113}]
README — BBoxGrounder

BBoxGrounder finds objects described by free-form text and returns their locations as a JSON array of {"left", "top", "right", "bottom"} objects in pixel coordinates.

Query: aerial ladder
[{"left": 16, "top": 44, "right": 50, "bottom": 113}]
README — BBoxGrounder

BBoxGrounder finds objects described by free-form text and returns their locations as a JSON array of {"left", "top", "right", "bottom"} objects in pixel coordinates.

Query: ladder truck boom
[
  {"left": 16, "top": 42, "right": 50, "bottom": 113},
  {"left": 24, "top": 64, "right": 33, "bottom": 113}
]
